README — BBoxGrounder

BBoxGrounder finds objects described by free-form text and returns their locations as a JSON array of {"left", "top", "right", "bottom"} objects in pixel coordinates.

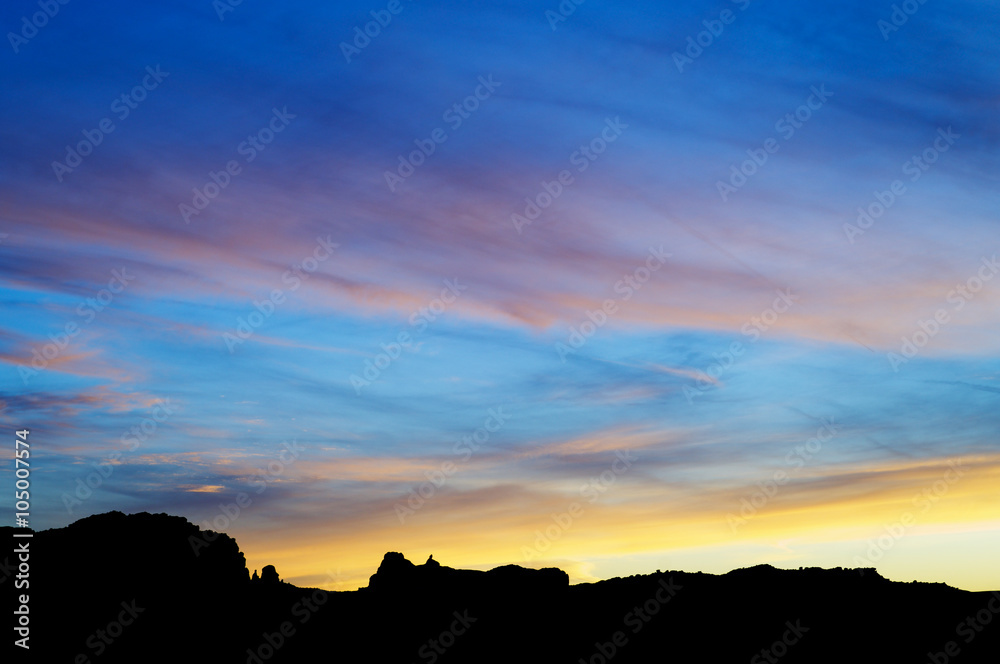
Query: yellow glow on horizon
[{"left": 231, "top": 453, "right": 1000, "bottom": 592}]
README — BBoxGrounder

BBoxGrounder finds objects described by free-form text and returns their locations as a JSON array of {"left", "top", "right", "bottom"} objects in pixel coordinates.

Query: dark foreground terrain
[{"left": 5, "top": 512, "right": 999, "bottom": 663}]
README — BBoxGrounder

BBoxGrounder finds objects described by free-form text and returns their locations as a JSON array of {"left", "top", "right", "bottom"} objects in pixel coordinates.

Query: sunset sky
[{"left": 2, "top": 0, "right": 999, "bottom": 592}]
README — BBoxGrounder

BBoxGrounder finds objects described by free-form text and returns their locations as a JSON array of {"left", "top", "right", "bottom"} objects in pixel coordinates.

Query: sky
[{"left": 2, "top": 0, "right": 999, "bottom": 592}]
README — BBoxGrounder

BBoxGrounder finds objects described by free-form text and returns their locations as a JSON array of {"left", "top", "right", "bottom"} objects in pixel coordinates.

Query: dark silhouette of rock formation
[
  {"left": 260, "top": 564, "right": 280, "bottom": 584},
  {"left": 4, "top": 512, "right": 998, "bottom": 664},
  {"left": 366, "top": 550, "right": 568, "bottom": 597}
]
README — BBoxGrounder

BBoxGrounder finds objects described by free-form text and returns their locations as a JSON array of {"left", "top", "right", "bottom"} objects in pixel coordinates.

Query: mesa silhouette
[{"left": 4, "top": 512, "right": 998, "bottom": 663}]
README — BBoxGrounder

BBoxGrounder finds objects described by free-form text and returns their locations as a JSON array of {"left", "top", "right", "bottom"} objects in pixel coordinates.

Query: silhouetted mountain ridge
[
  {"left": 5, "top": 512, "right": 998, "bottom": 663},
  {"left": 367, "top": 551, "right": 569, "bottom": 596}
]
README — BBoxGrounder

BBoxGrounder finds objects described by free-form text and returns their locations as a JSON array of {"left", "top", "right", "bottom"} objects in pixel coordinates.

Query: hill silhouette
[{"left": 5, "top": 511, "right": 999, "bottom": 663}]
